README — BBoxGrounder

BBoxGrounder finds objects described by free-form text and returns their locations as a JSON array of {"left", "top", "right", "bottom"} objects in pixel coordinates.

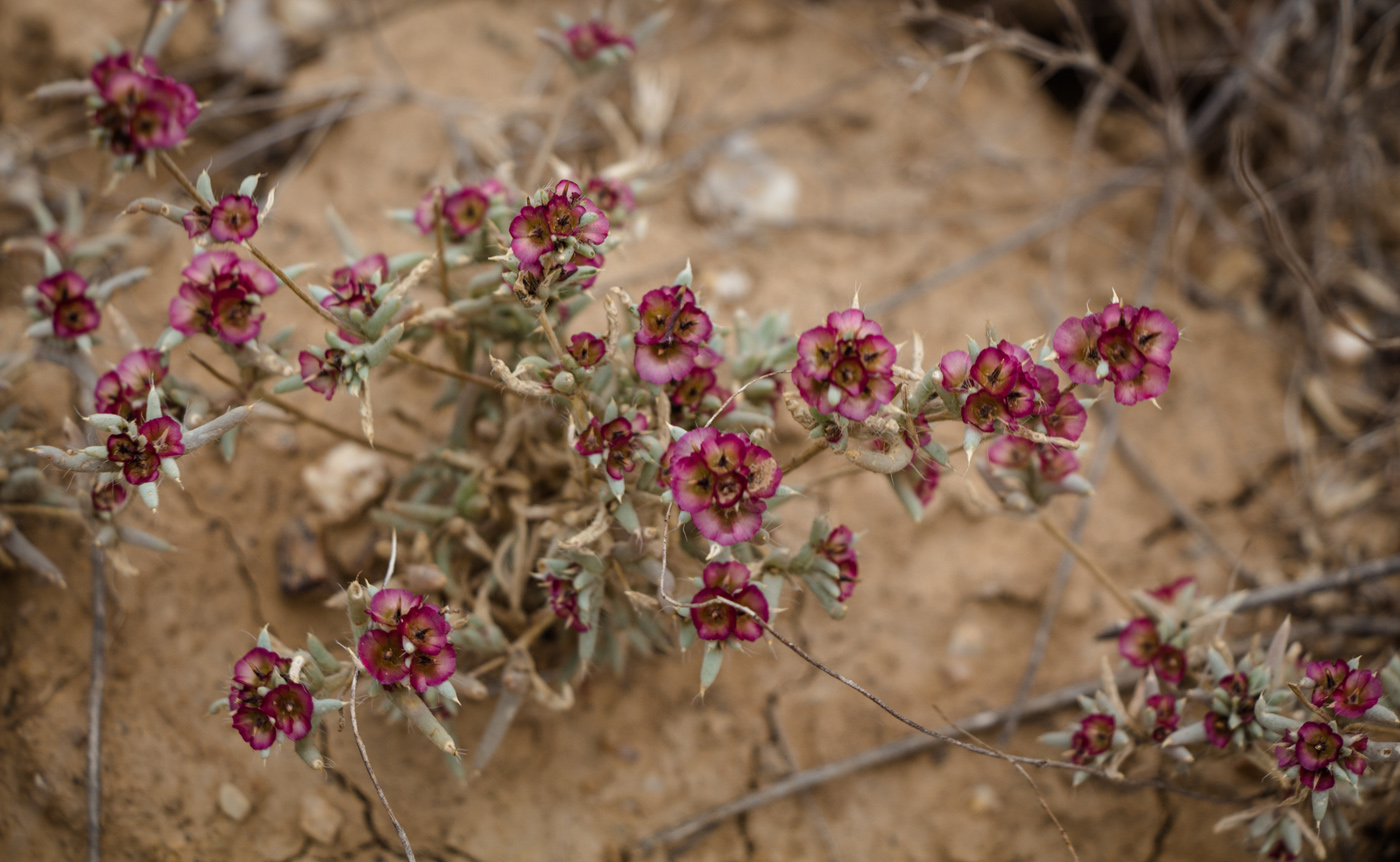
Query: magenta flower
[
  {"left": 1040, "top": 389, "right": 1087, "bottom": 442},
  {"left": 210, "top": 287, "right": 264, "bottom": 344},
  {"left": 1342, "top": 736, "right": 1369, "bottom": 776},
  {"left": 232, "top": 647, "right": 285, "bottom": 689},
  {"left": 261, "top": 682, "right": 314, "bottom": 741},
  {"left": 690, "top": 561, "right": 769, "bottom": 642},
  {"left": 633, "top": 285, "right": 718, "bottom": 385},
  {"left": 95, "top": 348, "right": 168, "bottom": 418},
  {"left": 1305, "top": 659, "right": 1350, "bottom": 708},
  {"left": 298, "top": 349, "right": 346, "bottom": 400},
  {"left": 36, "top": 270, "right": 101, "bottom": 339},
  {"left": 575, "top": 414, "right": 647, "bottom": 480},
  {"left": 1117, "top": 618, "right": 1161, "bottom": 668},
  {"left": 1152, "top": 646, "right": 1186, "bottom": 686},
  {"left": 546, "top": 574, "right": 589, "bottom": 632},
  {"left": 208, "top": 194, "right": 259, "bottom": 243},
  {"left": 1145, "top": 693, "right": 1179, "bottom": 742},
  {"left": 960, "top": 389, "right": 1011, "bottom": 433},
  {"left": 232, "top": 706, "right": 277, "bottom": 751},
  {"left": 669, "top": 427, "right": 782, "bottom": 545},
  {"left": 105, "top": 417, "right": 183, "bottom": 485},
  {"left": 1290, "top": 722, "right": 1342, "bottom": 791},
  {"left": 815, "top": 524, "right": 859, "bottom": 601},
  {"left": 401, "top": 605, "right": 451, "bottom": 656},
  {"left": 552, "top": 180, "right": 610, "bottom": 245},
  {"left": 369, "top": 588, "right": 423, "bottom": 628},
  {"left": 938, "top": 350, "right": 971, "bottom": 390},
  {"left": 1203, "top": 712, "right": 1233, "bottom": 749},
  {"left": 1333, "top": 667, "right": 1383, "bottom": 718},
  {"left": 1053, "top": 302, "right": 1179, "bottom": 405},
  {"left": 562, "top": 19, "right": 635, "bottom": 62},
  {"left": 88, "top": 53, "right": 199, "bottom": 160},
  {"left": 1146, "top": 576, "right": 1195, "bottom": 602},
  {"left": 358, "top": 628, "right": 409, "bottom": 686},
  {"left": 585, "top": 176, "right": 636, "bottom": 218},
  {"left": 1070, "top": 714, "right": 1115, "bottom": 764},
  {"left": 407, "top": 646, "right": 456, "bottom": 693},
  {"left": 508, "top": 204, "right": 552, "bottom": 275},
  {"left": 332, "top": 254, "right": 388, "bottom": 287},
  {"left": 91, "top": 481, "right": 128, "bottom": 513},
  {"left": 567, "top": 332, "right": 606, "bottom": 368},
  {"left": 666, "top": 367, "right": 732, "bottom": 427},
  {"left": 791, "top": 309, "right": 897, "bottom": 422},
  {"left": 170, "top": 252, "right": 277, "bottom": 344},
  {"left": 442, "top": 186, "right": 490, "bottom": 238}
]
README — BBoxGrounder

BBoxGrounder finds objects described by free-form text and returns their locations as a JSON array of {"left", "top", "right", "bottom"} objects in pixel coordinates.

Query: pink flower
[
  {"left": 545, "top": 574, "right": 589, "bottom": 632},
  {"left": 1291, "top": 721, "right": 1342, "bottom": 790},
  {"left": 332, "top": 254, "right": 388, "bottom": 286},
  {"left": 298, "top": 349, "right": 345, "bottom": 400},
  {"left": 358, "top": 628, "right": 409, "bottom": 686},
  {"left": 1203, "top": 712, "right": 1233, "bottom": 749},
  {"left": 36, "top": 270, "right": 101, "bottom": 338},
  {"left": 562, "top": 20, "right": 635, "bottom": 62},
  {"left": 669, "top": 427, "right": 782, "bottom": 545},
  {"left": 567, "top": 332, "right": 606, "bottom": 368},
  {"left": 689, "top": 561, "right": 769, "bottom": 642},
  {"left": 95, "top": 348, "right": 168, "bottom": 418},
  {"left": 401, "top": 605, "right": 451, "bottom": 655},
  {"left": 508, "top": 204, "right": 552, "bottom": 274},
  {"left": 1146, "top": 576, "right": 1195, "bottom": 602},
  {"left": 585, "top": 176, "right": 636, "bottom": 218},
  {"left": 170, "top": 252, "right": 277, "bottom": 344},
  {"left": 442, "top": 186, "right": 490, "bottom": 238},
  {"left": 210, "top": 287, "right": 264, "bottom": 344},
  {"left": 1332, "top": 667, "right": 1382, "bottom": 718},
  {"left": 104, "top": 417, "right": 183, "bottom": 485},
  {"left": 791, "top": 309, "right": 897, "bottom": 422},
  {"left": 232, "top": 705, "right": 277, "bottom": 750},
  {"left": 1070, "top": 714, "right": 1114, "bottom": 764},
  {"left": 1117, "top": 618, "right": 1161, "bottom": 668},
  {"left": 407, "top": 645, "right": 456, "bottom": 693},
  {"left": 1305, "top": 659, "right": 1351, "bottom": 709},
  {"left": 575, "top": 414, "right": 647, "bottom": 480},
  {"left": 261, "top": 682, "right": 314, "bottom": 740},
  {"left": 665, "top": 367, "right": 732, "bottom": 427},
  {"left": 633, "top": 285, "right": 717, "bottom": 385},
  {"left": 1145, "top": 693, "right": 1179, "bottom": 742},
  {"left": 208, "top": 194, "right": 259, "bottom": 243},
  {"left": 368, "top": 588, "right": 423, "bottom": 628}
]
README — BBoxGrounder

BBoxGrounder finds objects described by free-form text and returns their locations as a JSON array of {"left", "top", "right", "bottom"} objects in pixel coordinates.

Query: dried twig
[{"left": 348, "top": 667, "right": 416, "bottom": 862}]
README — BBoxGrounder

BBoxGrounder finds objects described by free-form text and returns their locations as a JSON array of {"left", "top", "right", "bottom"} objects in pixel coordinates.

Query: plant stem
[
  {"left": 348, "top": 669, "right": 415, "bottom": 862},
  {"left": 1035, "top": 512, "right": 1137, "bottom": 614},
  {"left": 780, "top": 440, "right": 828, "bottom": 475},
  {"left": 433, "top": 193, "right": 451, "bottom": 304}
]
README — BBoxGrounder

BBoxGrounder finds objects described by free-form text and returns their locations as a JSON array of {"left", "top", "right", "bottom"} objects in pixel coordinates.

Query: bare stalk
[
  {"left": 348, "top": 668, "right": 415, "bottom": 862},
  {"left": 87, "top": 545, "right": 106, "bottom": 862}
]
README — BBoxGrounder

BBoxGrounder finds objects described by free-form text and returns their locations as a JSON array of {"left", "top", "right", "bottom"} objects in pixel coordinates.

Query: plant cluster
[{"left": 8, "top": 3, "right": 1396, "bottom": 860}]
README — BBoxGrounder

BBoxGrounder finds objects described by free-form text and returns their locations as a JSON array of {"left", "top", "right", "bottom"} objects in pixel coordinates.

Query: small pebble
[
  {"left": 217, "top": 782, "right": 251, "bottom": 822},
  {"left": 299, "top": 794, "right": 343, "bottom": 845}
]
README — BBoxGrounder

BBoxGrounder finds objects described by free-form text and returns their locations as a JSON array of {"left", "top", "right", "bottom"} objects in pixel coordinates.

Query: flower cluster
[
  {"left": 297, "top": 348, "right": 347, "bottom": 400},
  {"left": 414, "top": 180, "right": 506, "bottom": 241},
  {"left": 1202, "top": 671, "right": 1262, "bottom": 748},
  {"left": 585, "top": 176, "right": 636, "bottom": 223},
  {"left": 168, "top": 251, "right": 279, "bottom": 345},
  {"left": 940, "top": 340, "right": 1059, "bottom": 434},
  {"left": 356, "top": 589, "right": 457, "bottom": 693},
  {"left": 665, "top": 367, "right": 732, "bottom": 427},
  {"left": 509, "top": 180, "right": 609, "bottom": 279},
  {"left": 1116, "top": 616, "right": 1187, "bottom": 686},
  {"left": 633, "top": 285, "right": 718, "bottom": 385},
  {"left": 792, "top": 309, "right": 896, "bottom": 422},
  {"left": 567, "top": 332, "right": 606, "bottom": 368},
  {"left": 1274, "top": 721, "right": 1368, "bottom": 793},
  {"left": 183, "top": 194, "right": 259, "bottom": 243},
  {"left": 34, "top": 270, "right": 100, "bottom": 339},
  {"left": 668, "top": 427, "right": 781, "bottom": 545},
  {"left": 228, "top": 648, "right": 314, "bottom": 751},
  {"left": 575, "top": 413, "right": 647, "bottom": 481},
  {"left": 1053, "top": 301, "right": 1179, "bottom": 406},
  {"left": 105, "top": 415, "right": 184, "bottom": 486},
  {"left": 1305, "top": 659, "right": 1382, "bottom": 718},
  {"left": 689, "top": 562, "right": 769, "bottom": 642},
  {"left": 95, "top": 349, "right": 168, "bottom": 418},
  {"left": 89, "top": 53, "right": 199, "bottom": 161}
]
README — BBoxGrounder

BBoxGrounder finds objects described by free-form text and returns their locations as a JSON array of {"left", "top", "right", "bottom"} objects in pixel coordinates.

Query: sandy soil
[{"left": 0, "top": 1, "right": 1373, "bottom": 860}]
